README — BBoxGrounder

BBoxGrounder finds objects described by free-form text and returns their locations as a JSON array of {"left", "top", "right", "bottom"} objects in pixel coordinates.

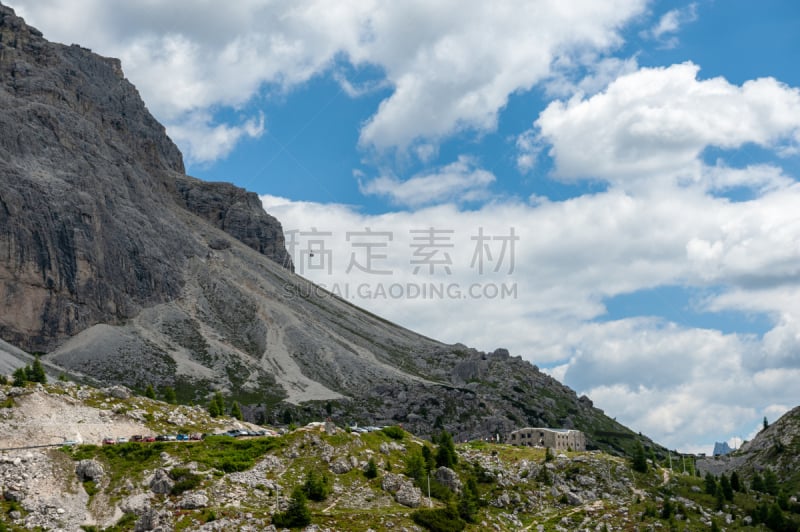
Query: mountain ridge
[{"left": 1, "top": 2, "right": 649, "bottom": 452}]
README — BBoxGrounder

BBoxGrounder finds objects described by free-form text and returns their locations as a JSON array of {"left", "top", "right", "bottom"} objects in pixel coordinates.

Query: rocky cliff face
[
  {"left": 0, "top": 4, "right": 290, "bottom": 352},
  {"left": 0, "top": 3, "right": 648, "bottom": 452},
  {"left": 175, "top": 175, "right": 293, "bottom": 271}
]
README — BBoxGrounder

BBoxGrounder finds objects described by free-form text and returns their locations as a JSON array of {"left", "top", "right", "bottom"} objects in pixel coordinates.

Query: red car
[
  {"left": 143, "top": 436, "right": 156, "bottom": 443},
  {"left": 102, "top": 437, "right": 116, "bottom": 445}
]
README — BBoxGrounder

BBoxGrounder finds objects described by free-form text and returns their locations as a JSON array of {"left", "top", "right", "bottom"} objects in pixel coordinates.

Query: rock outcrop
[
  {"left": 0, "top": 3, "right": 290, "bottom": 353},
  {"left": 175, "top": 175, "right": 293, "bottom": 270}
]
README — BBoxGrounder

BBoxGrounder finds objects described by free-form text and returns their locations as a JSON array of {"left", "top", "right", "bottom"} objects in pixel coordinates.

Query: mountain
[
  {"left": 0, "top": 3, "right": 647, "bottom": 452},
  {"left": 698, "top": 406, "right": 800, "bottom": 494}
]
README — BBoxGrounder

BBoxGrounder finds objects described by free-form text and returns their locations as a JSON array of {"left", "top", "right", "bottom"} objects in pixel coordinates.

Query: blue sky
[{"left": 11, "top": 0, "right": 800, "bottom": 454}]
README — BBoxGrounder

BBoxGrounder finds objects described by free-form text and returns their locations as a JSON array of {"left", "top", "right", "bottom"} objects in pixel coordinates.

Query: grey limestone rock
[{"left": 75, "top": 459, "right": 104, "bottom": 482}]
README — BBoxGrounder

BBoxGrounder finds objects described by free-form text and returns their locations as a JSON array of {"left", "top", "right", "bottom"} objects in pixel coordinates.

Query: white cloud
[
  {"left": 641, "top": 3, "right": 698, "bottom": 48},
  {"left": 545, "top": 55, "right": 640, "bottom": 99},
  {"left": 168, "top": 112, "right": 265, "bottom": 165},
  {"left": 263, "top": 178, "right": 800, "bottom": 452},
  {"left": 358, "top": 155, "right": 495, "bottom": 207},
  {"left": 12, "top": 0, "right": 649, "bottom": 161},
  {"left": 527, "top": 62, "right": 800, "bottom": 188}
]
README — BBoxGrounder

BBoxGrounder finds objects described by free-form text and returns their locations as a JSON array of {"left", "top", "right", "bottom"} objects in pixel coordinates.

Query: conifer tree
[{"left": 230, "top": 401, "right": 242, "bottom": 420}]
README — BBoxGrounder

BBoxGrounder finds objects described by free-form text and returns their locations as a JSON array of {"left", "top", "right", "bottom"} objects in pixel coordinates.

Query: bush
[
  {"left": 411, "top": 503, "right": 466, "bottom": 532},
  {"left": 302, "top": 470, "right": 332, "bottom": 502},
  {"left": 364, "top": 458, "right": 378, "bottom": 479},
  {"left": 382, "top": 425, "right": 405, "bottom": 440},
  {"left": 169, "top": 467, "right": 202, "bottom": 495},
  {"left": 273, "top": 487, "right": 311, "bottom": 528}
]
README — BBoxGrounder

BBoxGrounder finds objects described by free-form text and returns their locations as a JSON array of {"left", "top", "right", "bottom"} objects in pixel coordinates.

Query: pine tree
[
  {"left": 230, "top": 401, "right": 242, "bottom": 420},
  {"left": 144, "top": 384, "right": 156, "bottom": 399},
  {"left": 714, "top": 483, "right": 726, "bottom": 511},
  {"left": 435, "top": 431, "right": 458, "bottom": 468},
  {"left": 364, "top": 458, "right": 378, "bottom": 479},
  {"left": 730, "top": 470, "right": 741, "bottom": 492},
  {"left": 765, "top": 502, "right": 786, "bottom": 530},
  {"left": 458, "top": 476, "right": 480, "bottom": 523},
  {"left": 763, "top": 469, "right": 779, "bottom": 496},
  {"left": 12, "top": 367, "right": 27, "bottom": 387},
  {"left": 30, "top": 356, "right": 47, "bottom": 384},
  {"left": 544, "top": 446, "right": 554, "bottom": 463},
  {"left": 762, "top": 416, "right": 769, "bottom": 431},
  {"left": 704, "top": 472, "right": 718, "bottom": 495},
  {"left": 272, "top": 486, "right": 311, "bottom": 528},
  {"left": 405, "top": 449, "right": 426, "bottom": 482},
  {"left": 631, "top": 441, "right": 648, "bottom": 473},
  {"left": 720, "top": 474, "right": 733, "bottom": 501},
  {"left": 208, "top": 391, "right": 224, "bottom": 418},
  {"left": 751, "top": 472, "right": 765, "bottom": 493},
  {"left": 421, "top": 445, "right": 436, "bottom": 472},
  {"left": 162, "top": 386, "right": 176, "bottom": 404},
  {"left": 302, "top": 470, "right": 332, "bottom": 501}
]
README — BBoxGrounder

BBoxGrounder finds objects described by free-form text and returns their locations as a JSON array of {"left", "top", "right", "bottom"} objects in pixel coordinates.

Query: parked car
[
  {"left": 189, "top": 433, "right": 202, "bottom": 441},
  {"left": 143, "top": 436, "right": 156, "bottom": 443},
  {"left": 131, "top": 435, "right": 143, "bottom": 442},
  {"left": 102, "top": 437, "right": 115, "bottom": 445},
  {"left": 176, "top": 434, "right": 188, "bottom": 441},
  {"left": 164, "top": 434, "right": 177, "bottom": 441},
  {"left": 155, "top": 435, "right": 167, "bottom": 441},
  {"left": 116, "top": 437, "right": 129, "bottom": 444}
]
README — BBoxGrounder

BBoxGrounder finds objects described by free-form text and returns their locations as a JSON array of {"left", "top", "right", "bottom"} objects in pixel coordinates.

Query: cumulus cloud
[
  {"left": 359, "top": 156, "right": 496, "bottom": 207},
  {"left": 527, "top": 62, "right": 800, "bottom": 188},
  {"left": 263, "top": 178, "right": 800, "bottom": 451},
  {"left": 12, "top": 0, "right": 649, "bottom": 160}
]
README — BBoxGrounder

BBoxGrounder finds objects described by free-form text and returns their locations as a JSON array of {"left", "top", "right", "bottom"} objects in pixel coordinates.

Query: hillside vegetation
[{"left": 1, "top": 381, "right": 798, "bottom": 531}]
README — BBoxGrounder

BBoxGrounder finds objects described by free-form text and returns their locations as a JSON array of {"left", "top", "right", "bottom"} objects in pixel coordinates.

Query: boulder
[
  {"left": 178, "top": 491, "right": 209, "bottom": 509},
  {"left": 394, "top": 484, "right": 422, "bottom": 508},
  {"left": 149, "top": 469, "right": 174, "bottom": 495},
  {"left": 434, "top": 466, "right": 462, "bottom": 494},
  {"left": 330, "top": 458, "right": 352, "bottom": 474},
  {"left": 76, "top": 459, "right": 104, "bottom": 482}
]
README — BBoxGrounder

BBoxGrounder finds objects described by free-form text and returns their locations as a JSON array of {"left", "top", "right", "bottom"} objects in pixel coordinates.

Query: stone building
[{"left": 507, "top": 427, "right": 586, "bottom": 451}]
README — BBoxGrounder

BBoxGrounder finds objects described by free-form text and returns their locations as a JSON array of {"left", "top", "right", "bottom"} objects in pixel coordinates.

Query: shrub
[
  {"left": 411, "top": 503, "right": 466, "bottom": 532},
  {"left": 169, "top": 467, "right": 202, "bottom": 495},
  {"left": 364, "top": 458, "right": 378, "bottom": 479},
  {"left": 302, "top": 470, "right": 332, "bottom": 502},
  {"left": 382, "top": 425, "right": 405, "bottom": 440},
  {"left": 83, "top": 480, "right": 99, "bottom": 496}
]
